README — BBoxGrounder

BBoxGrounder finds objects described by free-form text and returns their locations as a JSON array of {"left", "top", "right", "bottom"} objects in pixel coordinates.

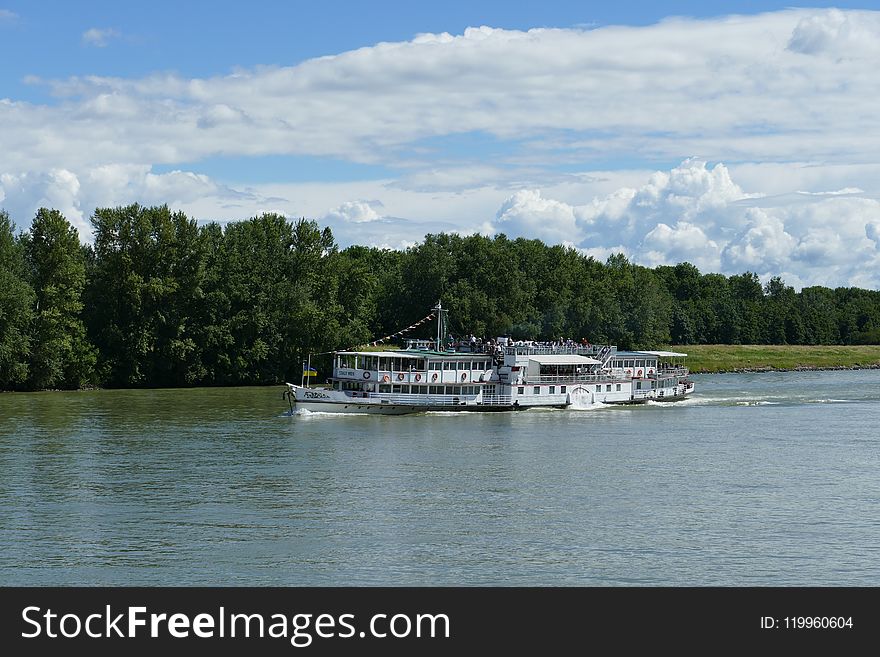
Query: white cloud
[
  {"left": 0, "top": 9, "right": 17, "bottom": 22},
  {"left": 796, "top": 187, "right": 864, "bottom": 196},
  {"left": 787, "top": 9, "right": 880, "bottom": 57},
  {"left": 3, "top": 155, "right": 880, "bottom": 288},
  {"left": 641, "top": 221, "right": 720, "bottom": 272},
  {"left": 1, "top": 8, "right": 878, "bottom": 173},
  {"left": 486, "top": 159, "right": 880, "bottom": 289},
  {"left": 0, "top": 165, "right": 262, "bottom": 239},
  {"left": 722, "top": 208, "right": 797, "bottom": 273},
  {"left": 491, "top": 158, "right": 748, "bottom": 254},
  {"left": 0, "top": 169, "right": 86, "bottom": 236},
  {"left": 324, "top": 199, "right": 383, "bottom": 223},
  {"left": 82, "top": 27, "right": 122, "bottom": 47},
  {"left": 494, "top": 189, "right": 580, "bottom": 242}
]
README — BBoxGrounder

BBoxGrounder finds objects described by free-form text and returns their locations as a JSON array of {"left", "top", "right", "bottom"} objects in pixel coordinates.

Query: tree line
[{"left": 1, "top": 205, "right": 879, "bottom": 390}]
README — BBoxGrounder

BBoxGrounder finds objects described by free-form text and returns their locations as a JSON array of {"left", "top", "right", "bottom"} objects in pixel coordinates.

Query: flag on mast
[{"left": 303, "top": 366, "right": 318, "bottom": 377}]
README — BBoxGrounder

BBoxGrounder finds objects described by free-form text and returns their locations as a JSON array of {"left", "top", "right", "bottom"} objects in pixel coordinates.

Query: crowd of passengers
[{"left": 439, "top": 335, "right": 595, "bottom": 355}]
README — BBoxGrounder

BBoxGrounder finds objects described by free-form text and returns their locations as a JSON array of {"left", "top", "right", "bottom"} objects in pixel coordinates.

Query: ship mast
[{"left": 433, "top": 300, "right": 448, "bottom": 350}]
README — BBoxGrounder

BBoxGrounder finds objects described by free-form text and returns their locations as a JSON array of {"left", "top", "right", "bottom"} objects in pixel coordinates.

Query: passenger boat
[{"left": 285, "top": 303, "right": 694, "bottom": 415}]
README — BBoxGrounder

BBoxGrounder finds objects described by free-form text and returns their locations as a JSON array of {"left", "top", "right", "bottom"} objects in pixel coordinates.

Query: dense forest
[{"left": 1, "top": 205, "right": 879, "bottom": 391}]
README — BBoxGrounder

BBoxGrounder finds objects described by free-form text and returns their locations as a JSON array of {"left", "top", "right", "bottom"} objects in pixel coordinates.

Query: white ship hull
[{"left": 286, "top": 379, "right": 694, "bottom": 415}]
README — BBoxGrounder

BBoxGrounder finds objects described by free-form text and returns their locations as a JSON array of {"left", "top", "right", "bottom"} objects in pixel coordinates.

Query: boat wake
[
  {"left": 284, "top": 408, "right": 368, "bottom": 418},
  {"left": 567, "top": 400, "right": 616, "bottom": 412},
  {"left": 424, "top": 410, "right": 483, "bottom": 416},
  {"left": 645, "top": 396, "right": 718, "bottom": 406}
]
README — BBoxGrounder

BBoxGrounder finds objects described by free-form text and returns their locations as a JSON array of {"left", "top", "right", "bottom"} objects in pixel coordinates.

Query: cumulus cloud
[
  {"left": 82, "top": 27, "right": 122, "bottom": 47},
  {"left": 722, "top": 208, "right": 797, "bottom": 273},
  {"left": 0, "top": 169, "right": 87, "bottom": 236},
  {"left": 487, "top": 159, "right": 880, "bottom": 289},
  {"left": 641, "top": 222, "right": 720, "bottom": 272},
  {"left": 495, "top": 189, "right": 580, "bottom": 242},
  {"left": 0, "top": 165, "right": 261, "bottom": 239},
  {"left": 491, "top": 159, "right": 747, "bottom": 259},
  {"left": 324, "top": 199, "right": 384, "bottom": 223}
]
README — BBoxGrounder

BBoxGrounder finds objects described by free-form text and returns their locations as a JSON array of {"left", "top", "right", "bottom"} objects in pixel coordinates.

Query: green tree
[
  {"left": 22, "top": 209, "right": 96, "bottom": 389},
  {"left": 86, "top": 204, "right": 205, "bottom": 386},
  {"left": 0, "top": 210, "right": 34, "bottom": 388}
]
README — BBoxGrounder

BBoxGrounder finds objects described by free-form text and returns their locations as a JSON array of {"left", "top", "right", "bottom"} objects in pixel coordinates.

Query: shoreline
[
  {"left": 692, "top": 364, "right": 880, "bottom": 374},
  {"left": 671, "top": 344, "right": 880, "bottom": 375}
]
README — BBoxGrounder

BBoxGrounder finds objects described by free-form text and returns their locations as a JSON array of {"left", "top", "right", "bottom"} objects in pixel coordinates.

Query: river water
[{"left": 1, "top": 370, "right": 878, "bottom": 586}]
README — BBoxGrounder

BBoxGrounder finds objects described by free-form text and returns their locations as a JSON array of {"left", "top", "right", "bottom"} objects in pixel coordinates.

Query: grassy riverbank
[{"left": 672, "top": 344, "right": 880, "bottom": 373}]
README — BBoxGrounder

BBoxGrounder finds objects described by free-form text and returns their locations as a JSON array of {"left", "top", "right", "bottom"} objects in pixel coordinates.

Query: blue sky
[{"left": 2, "top": 2, "right": 880, "bottom": 288}]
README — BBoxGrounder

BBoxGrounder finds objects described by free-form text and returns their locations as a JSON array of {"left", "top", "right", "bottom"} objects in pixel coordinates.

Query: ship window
[
  {"left": 636, "top": 382, "right": 642, "bottom": 390},
  {"left": 606, "top": 384, "right": 611, "bottom": 392},
  {"left": 380, "top": 385, "right": 391, "bottom": 393},
  {"left": 561, "top": 386, "right": 566, "bottom": 393},
  {"left": 518, "top": 387, "right": 524, "bottom": 395},
  {"left": 453, "top": 386, "right": 461, "bottom": 395},
  {"left": 596, "top": 385, "right": 601, "bottom": 392},
  {"left": 429, "top": 361, "right": 441, "bottom": 370},
  {"left": 392, "top": 385, "right": 401, "bottom": 393},
  {"left": 616, "top": 384, "right": 621, "bottom": 391},
  {"left": 443, "top": 362, "right": 452, "bottom": 370},
  {"left": 549, "top": 386, "right": 555, "bottom": 394},
  {"left": 534, "top": 386, "right": 540, "bottom": 395}
]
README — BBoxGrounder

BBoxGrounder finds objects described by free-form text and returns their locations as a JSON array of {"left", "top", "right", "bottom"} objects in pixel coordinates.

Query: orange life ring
[
  {"left": 460, "top": 373, "right": 468, "bottom": 382},
  {"left": 648, "top": 368, "right": 655, "bottom": 375},
  {"left": 431, "top": 373, "right": 438, "bottom": 382},
  {"left": 382, "top": 374, "right": 390, "bottom": 383},
  {"left": 397, "top": 373, "right": 404, "bottom": 381},
  {"left": 626, "top": 369, "right": 632, "bottom": 377},
  {"left": 637, "top": 369, "right": 643, "bottom": 377},
  {"left": 415, "top": 373, "right": 422, "bottom": 382}
]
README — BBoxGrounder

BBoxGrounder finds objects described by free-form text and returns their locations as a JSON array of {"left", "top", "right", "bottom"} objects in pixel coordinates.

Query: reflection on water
[{"left": 2, "top": 370, "right": 879, "bottom": 585}]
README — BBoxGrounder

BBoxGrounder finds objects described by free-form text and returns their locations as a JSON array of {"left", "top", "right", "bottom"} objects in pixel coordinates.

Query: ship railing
[
  {"left": 658, "top": 366, "right": 689, "bottom": 377},
  {"left": 596, "top": 344, "right": 615, "bottom": 368},
  {"left": 631, "top": 390, "right": 654, "bottom": 399},
  {"left": 503, "top": 344, "right": 602, "bottom": 357},
  {"left": 523, "top": 373, "right": 633, "bottom": 384}
]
